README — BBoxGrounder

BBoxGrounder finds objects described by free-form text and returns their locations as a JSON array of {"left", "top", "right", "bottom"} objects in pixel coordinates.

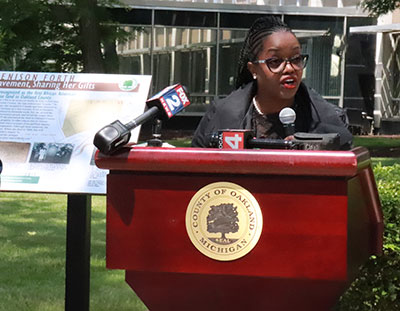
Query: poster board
[{"left": 0, "top": 71, "right": 152, "bottom": 194}]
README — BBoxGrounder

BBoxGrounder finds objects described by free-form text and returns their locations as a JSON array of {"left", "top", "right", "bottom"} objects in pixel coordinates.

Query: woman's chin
[{"left": 279, "top": 87, "right": 298, "bottom": 100}]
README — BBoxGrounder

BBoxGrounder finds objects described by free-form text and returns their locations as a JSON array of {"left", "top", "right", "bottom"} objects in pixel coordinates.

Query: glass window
[
  {"left": 110, "top": 8, "right": 152, "bottom": 25},
  {"left": 220, "top": 13, "right": 270, "bottom": 29},
  {"left": 392, "top": 34, "right": 400, "bottom": 100},
  {"left": 128, "top": 0, "right": 361, "bottom": 7},
  {"left": 285, "top": 15, "right": 344, "bottom": 97},
  {"left": 218, "top": 29, "right": 248, "bottom": 96},
  {"left": 119, "top": 54, "right": 151, "bottom": 76},
  {"left": 137, "top": 0, "right": 361, "bottom": 6},
  {"left": 344, "top": 17, "right": 376, "bottom": 115},
  {"left": 155, "top": 10, "right": 217, "bottom": 27},
  {"left": 284, "top": 0, "right": 298, "bottom": 5},
  {"left": 152, "top": 26, "right": 217, "bottom": 112},
  {"left": 153, "top": 53, "right": 172, "bottom": 92},
  {"left": 117, "top": 26, "right": 152, "bottom": 76}
]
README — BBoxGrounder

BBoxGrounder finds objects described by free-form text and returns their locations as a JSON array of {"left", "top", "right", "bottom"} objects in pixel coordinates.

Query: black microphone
[
  {"left": 208, "top": 130, "right": 295, "bottom": 150},
  {"left": 279, "top": 107, "right": 296, "bottom": 137},
  {"left": 93, "top": 84, "right": 190, "bottom": 155},
  {"left": 208, "top": 129, "right": 340, "bottom": 150}
]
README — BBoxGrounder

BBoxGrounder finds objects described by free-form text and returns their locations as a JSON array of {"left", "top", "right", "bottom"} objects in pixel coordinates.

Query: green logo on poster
[{"left": 119, "top": 79, "right": 138, "bottom": 91}]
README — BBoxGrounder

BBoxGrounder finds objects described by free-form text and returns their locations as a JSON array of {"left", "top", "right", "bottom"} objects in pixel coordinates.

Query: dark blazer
[{"left": 192, "top": 81, "right": 353, "bottom": 149}]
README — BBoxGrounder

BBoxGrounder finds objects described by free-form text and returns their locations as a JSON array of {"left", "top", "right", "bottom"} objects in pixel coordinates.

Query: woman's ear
[{"left": 247, "top": 61, "right": 257, "bottom": 79}]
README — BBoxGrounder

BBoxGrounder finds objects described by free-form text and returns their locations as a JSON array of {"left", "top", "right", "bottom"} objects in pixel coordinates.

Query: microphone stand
[{"left": 147, "top": 118, "right": 163, "bottom": 147}]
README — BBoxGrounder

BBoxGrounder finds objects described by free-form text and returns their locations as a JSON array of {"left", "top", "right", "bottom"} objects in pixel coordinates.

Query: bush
[{"left": 336, "top": 164, "right": 400, "bottom": 310}]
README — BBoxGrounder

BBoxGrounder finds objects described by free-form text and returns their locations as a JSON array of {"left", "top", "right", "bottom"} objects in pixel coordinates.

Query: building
[
  {"left": 113, "top": 0, "right": 377, "bottom": 134},
  {"left": 350, "top": 11, "right": 400, "bottom": 134}
]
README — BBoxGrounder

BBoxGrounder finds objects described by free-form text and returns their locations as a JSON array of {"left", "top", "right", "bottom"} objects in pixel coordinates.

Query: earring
[{"left": 253, "top": 74, "right": 257, "bottom": 80}]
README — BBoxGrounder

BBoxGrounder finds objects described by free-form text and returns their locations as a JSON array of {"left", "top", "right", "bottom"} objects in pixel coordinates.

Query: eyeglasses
[{"left": 253, "top": 54, "right": 309, "bottom": 74}]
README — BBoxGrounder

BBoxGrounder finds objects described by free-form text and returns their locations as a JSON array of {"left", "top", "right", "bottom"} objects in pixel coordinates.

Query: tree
[
  {"left": 0, "top": 0, "right": 128, "bottom": 73},
  {"left": 207, "top": 203, "right": 239, "bottom": 241},
  {"left": 361, "top": 0, "right": 400, "bottom": 16},
  {"left": 75, "top": 0, "right": 105, "bottom": 72}
]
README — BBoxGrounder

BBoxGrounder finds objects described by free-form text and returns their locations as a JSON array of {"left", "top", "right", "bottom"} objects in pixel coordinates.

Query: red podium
[{"left": 95, "top": 146, "right": 383, "bottom": 311}]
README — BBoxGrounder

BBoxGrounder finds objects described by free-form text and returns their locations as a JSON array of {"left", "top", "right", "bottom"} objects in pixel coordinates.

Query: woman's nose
[{"left": 282, "top": 60, "right": 296, "bottom": 73}]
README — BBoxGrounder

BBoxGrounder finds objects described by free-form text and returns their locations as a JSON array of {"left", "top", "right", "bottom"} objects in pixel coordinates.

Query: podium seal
[{"left": 186, "top": 182, "right": 263, "bottom": 261}]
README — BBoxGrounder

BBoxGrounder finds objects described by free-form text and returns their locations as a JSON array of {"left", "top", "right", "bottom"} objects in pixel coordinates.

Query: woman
[{"left": 192, "top": 16, "right": 352, "bottom": 150}]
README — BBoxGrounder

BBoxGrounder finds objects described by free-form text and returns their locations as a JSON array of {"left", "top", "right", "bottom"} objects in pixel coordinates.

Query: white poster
[{"left": 0, "top": 71, "right": 152, "bottom": 194}]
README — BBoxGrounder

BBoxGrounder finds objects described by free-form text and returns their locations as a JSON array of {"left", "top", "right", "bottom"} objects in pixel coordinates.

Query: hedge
[{"left": 335, "top": 163, "right": 400, "bottom": 310}]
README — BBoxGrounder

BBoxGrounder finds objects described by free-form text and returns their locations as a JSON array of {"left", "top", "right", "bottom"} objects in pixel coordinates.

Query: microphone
[
  {"left": 209, "top": 130, "right": 295, "bottom": 150},
  {"left": 209, "top": 130, "right": 253, "bottom": 149},
  {"left": 93, "top": 83, "right": 190, "bottom": 155},
  {"left": 146, "top": 84, "right": 190, "bottom": 118},
  {"left": 208, "top": 130, "right": 340, "bottom": 150},
  {"left": 279, "top": 107, "right": 296, "bottom": 137}
]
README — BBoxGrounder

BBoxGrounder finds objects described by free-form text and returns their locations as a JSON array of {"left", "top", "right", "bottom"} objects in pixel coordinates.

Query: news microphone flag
[
  {"left": 146, "top": 84, "right": 190, "bottom": 119},
  {"left": 209, "top": 130, "right": 253, "bottom": 149}
]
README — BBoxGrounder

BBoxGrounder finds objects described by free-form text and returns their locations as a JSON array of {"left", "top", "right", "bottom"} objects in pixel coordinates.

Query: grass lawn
[
  {"left": 353, "top": 135, "right": 400, "bottom": 149},
  {"left": 353, "top": 135, "right": 400, "bottom": 166},
  {"left": 0, "top": 193, "right": 147, "bottom": 311}
]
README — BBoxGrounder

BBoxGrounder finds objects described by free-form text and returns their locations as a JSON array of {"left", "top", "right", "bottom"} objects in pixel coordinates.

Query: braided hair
[{"left": 235, "top": 16, "right": 294, "bottom": 88}]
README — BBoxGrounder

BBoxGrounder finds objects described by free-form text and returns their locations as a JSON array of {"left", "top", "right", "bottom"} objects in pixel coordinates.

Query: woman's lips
[{"left": 281, "top": 77, "right": 297, "bottom": 89}]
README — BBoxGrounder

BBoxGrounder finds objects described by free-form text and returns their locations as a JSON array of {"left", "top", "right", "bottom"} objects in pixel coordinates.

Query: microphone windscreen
[{"left": 279, "top": 107, "right": 296, "bottom": 125}]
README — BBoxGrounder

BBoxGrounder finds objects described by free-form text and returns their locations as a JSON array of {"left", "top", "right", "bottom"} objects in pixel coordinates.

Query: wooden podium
[{"left": 95, "top": 146, "right": 383, "bottom": 311}]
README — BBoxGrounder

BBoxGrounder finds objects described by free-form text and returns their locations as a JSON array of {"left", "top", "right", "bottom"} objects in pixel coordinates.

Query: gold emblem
[{"left": 185, "top": 182, "right": 263, "bottom": 261}]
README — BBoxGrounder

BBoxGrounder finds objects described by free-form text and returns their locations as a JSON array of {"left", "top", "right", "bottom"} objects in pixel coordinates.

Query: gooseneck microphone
[
  {"left": 279, "top": 107, "right": 296, "bottom": 137},
  {"left": 93, "top": 84, "right": 190, "bottom": 155}
]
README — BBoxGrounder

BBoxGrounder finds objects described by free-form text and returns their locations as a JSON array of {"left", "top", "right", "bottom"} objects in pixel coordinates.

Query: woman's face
[{"left": 248, "top": 31, "right": 303, "bottom": 102}]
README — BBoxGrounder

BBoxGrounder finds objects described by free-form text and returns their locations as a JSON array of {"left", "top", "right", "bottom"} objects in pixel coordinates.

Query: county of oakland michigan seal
[{"left": 185, "top": 182, "right": 263, "bottom": 261}]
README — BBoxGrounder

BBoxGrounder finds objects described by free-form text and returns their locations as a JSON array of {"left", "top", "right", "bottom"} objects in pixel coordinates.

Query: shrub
[{"left": 335, "top": 164, "right": 400, "bottom": 310}]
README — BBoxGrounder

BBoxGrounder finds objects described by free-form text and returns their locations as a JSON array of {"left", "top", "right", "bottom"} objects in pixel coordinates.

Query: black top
[{"left": 192, "top": 81, "right": 353, "bottom": 150}]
